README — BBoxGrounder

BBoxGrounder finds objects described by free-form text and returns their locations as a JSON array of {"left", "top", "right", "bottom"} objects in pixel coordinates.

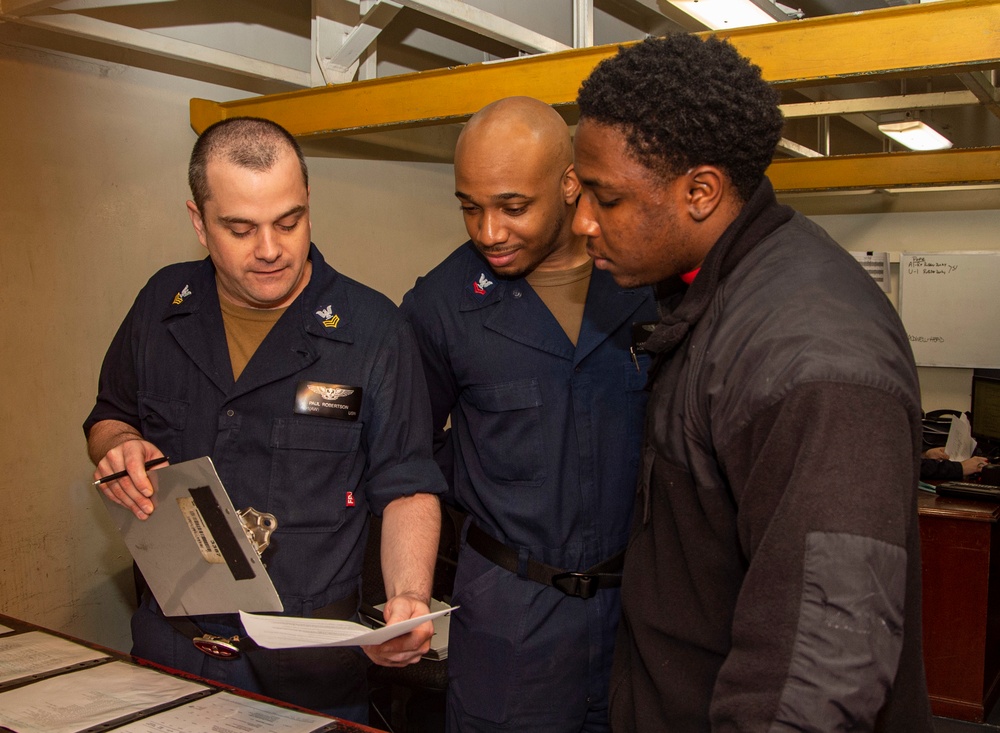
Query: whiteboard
[{"left": 899, "top": 252, "right": 1000, "bottom": 368}]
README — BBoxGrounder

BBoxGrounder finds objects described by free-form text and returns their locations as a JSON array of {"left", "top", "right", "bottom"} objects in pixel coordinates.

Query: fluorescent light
[
  {"left": 877, "top": 121, "right": 953, "bottom": 151},
  {"left": 668, "top": 0, "right": 777, "bottom": 29}
]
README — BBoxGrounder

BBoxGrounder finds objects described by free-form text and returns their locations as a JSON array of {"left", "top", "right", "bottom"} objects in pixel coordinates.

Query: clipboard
[{"left": 99, "top": 456, "right": 283, "bottom": 617}]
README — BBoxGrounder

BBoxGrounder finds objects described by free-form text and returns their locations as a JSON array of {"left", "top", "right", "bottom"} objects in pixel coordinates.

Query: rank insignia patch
[
  {"left": 467, "top": 272, "right": 495, "bottom": 300},
  {"left": 315, "top": 305, "right": 340, "bottom": 328},
  {"left": 172, "top": 285, "right": 192, "bottom": 305}
]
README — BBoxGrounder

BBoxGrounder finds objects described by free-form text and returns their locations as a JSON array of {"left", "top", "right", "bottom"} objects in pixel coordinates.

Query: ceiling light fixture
[
  {"left": 877, "top": 120, "right": 953, "bottom": 151},
  {"left": 667, "top": 0, "right": 778, "bottom": 29}
]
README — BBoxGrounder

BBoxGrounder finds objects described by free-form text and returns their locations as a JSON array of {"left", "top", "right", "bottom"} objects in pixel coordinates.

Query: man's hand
[
  {"left": 94, "top": 438, "right": 167, "bottom": 520},
  {"left": 362, "top": 593, "right": 434, "bottom": 667},
  {"left": 961, "top": 455, "right": 990, "bottom": 477}
]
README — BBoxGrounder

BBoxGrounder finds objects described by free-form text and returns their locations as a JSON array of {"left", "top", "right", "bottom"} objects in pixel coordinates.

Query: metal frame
[
  {"left": 5, "top": 0, "right": 1000, "bottom": 190},
  {"left": 768, "top": 148, "right": 1000, "bottom": 192},
  {"left": 191, "top": 1, "right": 1000, "bottom": 126},
  {"left": 2, "top": 0, "right": 576, "bottom": 88},
  {"left": 184, "top": 0, "right": 1000, "bottom": 190}
]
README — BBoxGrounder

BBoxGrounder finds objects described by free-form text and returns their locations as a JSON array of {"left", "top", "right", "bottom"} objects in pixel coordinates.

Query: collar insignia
[
  {"left": 467, "top": 272, "right": 495, "bottom": 299},
  {"left": 315, "top": 305, "right": 340, "bottom": 328},
  {"left": 172, "top": 285, "right": 192, "bottom": 305}
]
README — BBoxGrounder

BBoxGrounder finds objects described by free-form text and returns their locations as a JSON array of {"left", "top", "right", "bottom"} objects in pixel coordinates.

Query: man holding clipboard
[{"left": 84, "top": 117, "right": 445, "bottom": 724}]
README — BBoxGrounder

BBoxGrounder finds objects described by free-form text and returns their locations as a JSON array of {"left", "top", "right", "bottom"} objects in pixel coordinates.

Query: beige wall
[{"left": 0, "top": 41, "right": 463, "bottom": 651}]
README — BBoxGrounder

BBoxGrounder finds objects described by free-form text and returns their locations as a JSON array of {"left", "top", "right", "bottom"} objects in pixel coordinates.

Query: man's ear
[
  {"left": 685, "top": 166, "right": 726, "bottom": 223},
  {"left": 186, "top": 200, "right": 209, "bottom": 249},
  {"left": 562, "top": 164, "right": 582, "bottom": 204}
]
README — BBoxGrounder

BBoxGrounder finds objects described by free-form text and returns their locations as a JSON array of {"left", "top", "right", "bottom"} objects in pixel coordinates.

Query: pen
[{"left": 93, "top": 456, "right": 170, "bottom": 486}]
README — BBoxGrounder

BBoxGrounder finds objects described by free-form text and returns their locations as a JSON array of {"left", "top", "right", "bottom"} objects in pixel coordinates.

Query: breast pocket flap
[
  {"left": 271, "top": 419, "right": 362, "bottom": 452},
  {"left": 465, "top": 380, "right": 542, "bottom": 413}
]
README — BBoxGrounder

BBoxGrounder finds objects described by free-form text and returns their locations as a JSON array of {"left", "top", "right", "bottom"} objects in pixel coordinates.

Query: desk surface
[
  {"left": 918, "top": 490, "right": 1000, "bottom": 522},
  {"left": 0, "top": 613, "right": 378, "bottom": 733}
]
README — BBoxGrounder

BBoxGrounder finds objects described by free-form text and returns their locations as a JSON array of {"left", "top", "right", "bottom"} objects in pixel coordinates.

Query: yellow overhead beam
[
  {"left": 767, "top": 147, "right": 1000, "bottom": 192},
  {"left": 191, "top": 0, "right": 1000, "bottom": 138}
]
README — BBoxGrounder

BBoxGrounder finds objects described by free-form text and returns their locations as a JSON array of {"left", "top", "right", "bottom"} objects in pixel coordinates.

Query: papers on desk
[
  {"left": 112, "top": 692, "right": 331, "bottom": 733},
  {"left": 0, "top": 661, "right": 208, "bottom": 733},
  {"left": 239, "top": 606, "right": 456, "bottom": 649},
  {"left": 0, "top": 631, "right": 109, "bottom": 685},
  {"left": 0, "top": 622, "right": 344, "bottom": 733}
]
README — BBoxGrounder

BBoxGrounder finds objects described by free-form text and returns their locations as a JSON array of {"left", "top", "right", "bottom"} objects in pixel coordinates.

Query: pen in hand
[{"left": 93, "top": 456, "right": 170, "bottom": 486}]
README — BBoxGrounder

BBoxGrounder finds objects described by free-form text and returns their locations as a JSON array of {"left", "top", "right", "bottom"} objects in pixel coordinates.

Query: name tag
[
  {"left": 631, "top": 321, "right": 658, "bottom": 353},
  {"left": 294, "top": 381, "right": 363, "bottom": 421}
]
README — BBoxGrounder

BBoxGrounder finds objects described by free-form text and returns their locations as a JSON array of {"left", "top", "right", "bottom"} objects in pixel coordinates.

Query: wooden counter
[{"left": 919, "top": 491, "right": 1000, "bottom": 721}]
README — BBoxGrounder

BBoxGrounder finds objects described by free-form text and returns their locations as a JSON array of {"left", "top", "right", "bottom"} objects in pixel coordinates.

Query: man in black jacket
[{"left": 571, "top": 34, "right": 933, "bottom": 732}]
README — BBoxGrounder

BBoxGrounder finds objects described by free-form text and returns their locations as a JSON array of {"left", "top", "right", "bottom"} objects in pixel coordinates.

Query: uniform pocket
[
  {"left": 137, "top": 392, "right": 188, "bottom": 459},
  {"left": 460, "top": 379, "right": 545, "bottom": 486},
  {"left": 448, "top": 547, "right": 517, "bottom": 724},
  {"left": 269, "top": 418, "right": 363, "bottom": 531}
]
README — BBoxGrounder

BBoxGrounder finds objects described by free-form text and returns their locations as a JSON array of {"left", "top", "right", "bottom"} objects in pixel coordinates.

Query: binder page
[
  {"left": 112, "top": 691, "right": 332, "bottom": 733},
  {"left": 0, "top": 661, "right": 208, "bottom": 733},
  {"left": 0, "top": 631, "right": 109, "bottom": 685}
]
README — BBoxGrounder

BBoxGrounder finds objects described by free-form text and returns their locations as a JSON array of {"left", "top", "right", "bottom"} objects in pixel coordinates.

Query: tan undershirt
[
  {"left": 525, "top": 260, "right": 592, "bottom": 346},
  {"left": 218, "top": 296, "right": 288, "bottom": 381}
]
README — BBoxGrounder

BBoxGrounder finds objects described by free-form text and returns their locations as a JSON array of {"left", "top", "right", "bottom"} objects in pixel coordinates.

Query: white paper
[
  {"left": 0, "top": 623, "right": 13, "bottom": 635},
  {"left": 0, "top": 661, "right": 208, "bottom": 733},
  {"left": 0, "top": 631, "right": 109, "bottom": 685},
  {"left": 945, "top": 412, "right": 977, "bottom": 461},
  {"left": 239, "top": 606, "right": 457, "bottom": 649},
  {"left": 112, "top": 691, "right": 331, "bottom": 733},
  {"left": 850, "top": 251, "right": 892, "bottom": 293}
]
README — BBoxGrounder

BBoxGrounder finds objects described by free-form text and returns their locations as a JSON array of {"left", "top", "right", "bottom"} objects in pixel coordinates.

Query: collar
[
  {"left": 163, "top": 243, "right": 354, "bottom": 345},
  {"left": 458, "top": 242, "right": 507, "bottom": 312},
  {"left": 645, "top": 178, "right": 795, "bottom": 365}
]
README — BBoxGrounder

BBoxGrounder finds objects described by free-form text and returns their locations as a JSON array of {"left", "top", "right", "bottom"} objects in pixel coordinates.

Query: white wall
[
  {"left": 809, "top": 209, "right": 1000, "bottom": 413},
  {"left": 0, "top": 40, "right": 463, "bottom": 651}
]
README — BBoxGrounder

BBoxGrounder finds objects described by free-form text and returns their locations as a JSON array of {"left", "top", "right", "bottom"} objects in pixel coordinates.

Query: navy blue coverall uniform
[
  {"left": 401, "top": 242, "right": 657, "bottom": 732},
  {"left": 84, "top": 244, "right": 446, "bottom": 721}
]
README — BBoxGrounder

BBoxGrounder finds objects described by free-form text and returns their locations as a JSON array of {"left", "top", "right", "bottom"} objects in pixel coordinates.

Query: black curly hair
[{"left": 577, "top": 34, "right": 783, "bottom": 202}]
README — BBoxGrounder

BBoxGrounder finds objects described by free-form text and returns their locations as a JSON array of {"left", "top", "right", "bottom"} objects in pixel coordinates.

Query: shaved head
[
  {"left": 453, "top": 97, "right": 585, "bottom": 277},
  {"left": 456, "top": 96, "right": 573, "bottom": 174}
]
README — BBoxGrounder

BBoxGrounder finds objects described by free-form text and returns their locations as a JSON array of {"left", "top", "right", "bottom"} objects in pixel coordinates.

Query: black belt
[
  {"left": 466, "top": 523, "right": 623, "bottom": 600},
  {"left": 164, "top": 589, "right": 359, "bottom": 660}
]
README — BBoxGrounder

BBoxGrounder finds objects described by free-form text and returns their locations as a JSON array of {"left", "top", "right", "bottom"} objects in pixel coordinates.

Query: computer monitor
[{"left": 971, "top": 373, "right": 1000, "bottom": 446}]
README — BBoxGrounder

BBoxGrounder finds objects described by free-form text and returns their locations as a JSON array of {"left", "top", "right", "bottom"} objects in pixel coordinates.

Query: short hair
[
  {"left": 577, "top": 34, "right": 783, "bottom": 201},
  {"left": 188, "top": 117, "right": 309, "bottom": 212}
]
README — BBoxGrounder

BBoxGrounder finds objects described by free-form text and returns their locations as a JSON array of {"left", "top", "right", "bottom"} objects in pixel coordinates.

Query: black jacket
[
  {"left": 610, "top": 180, "right": 933, "bottom": 732},
  {"left": 920, "top": 458, "right": 963, "bottom": 482}
]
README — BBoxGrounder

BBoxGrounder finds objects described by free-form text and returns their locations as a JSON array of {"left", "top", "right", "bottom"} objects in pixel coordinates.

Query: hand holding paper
[
  {"left": 238, "top": 607, "right": 455, "bottom": 649},
  {"left": 362, "top": 594, "right": 433, "bottom": 667}
]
